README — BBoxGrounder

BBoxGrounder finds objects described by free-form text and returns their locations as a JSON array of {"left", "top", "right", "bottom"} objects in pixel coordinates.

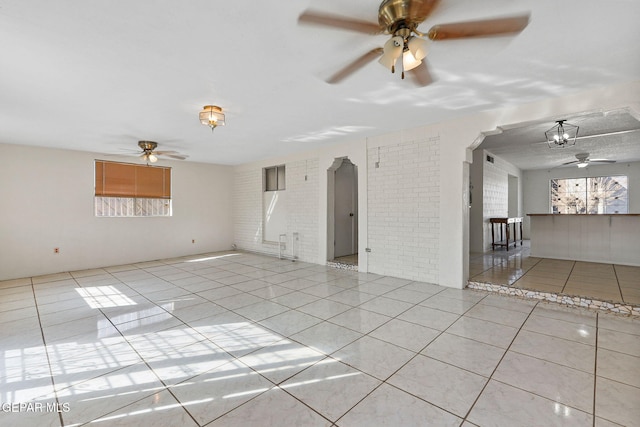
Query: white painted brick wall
[
  {"left": 367, "top": 136, "right": 440, "bottom": 283},
  {"left": 233, "top": 159, "right": 319, "bottom": 262},
  {"left": 232, "top": 168, "right": 263, "bottom": 251},
  {"left": 285, "top": 159, "right": 319, "bottom": 262},
  {"left": 482, "top": 151, "right": 522, "bottom": 250}
]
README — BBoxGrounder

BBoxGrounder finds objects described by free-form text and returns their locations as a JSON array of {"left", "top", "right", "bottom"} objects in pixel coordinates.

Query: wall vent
[{"left": 486, "top": 155, "right": 494, "bottom": 163}]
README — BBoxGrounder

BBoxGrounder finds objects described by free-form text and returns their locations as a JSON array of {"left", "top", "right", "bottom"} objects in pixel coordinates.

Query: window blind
[{"left": 95, "top": 160, "right": 171, "bottom": 199}]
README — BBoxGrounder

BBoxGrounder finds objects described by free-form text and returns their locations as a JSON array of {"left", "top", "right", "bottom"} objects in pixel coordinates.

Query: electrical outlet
[
  {"left": 192, "top": 239, "right": 195, "bottom": 244},
  {"left": 54, "top": 248, "right": 60, "bottom": 254}
]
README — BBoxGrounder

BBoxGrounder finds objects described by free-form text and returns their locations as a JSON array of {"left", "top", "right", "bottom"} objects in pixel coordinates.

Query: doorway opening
[
  {"left": 327, "top": 157, "right": 358, "bottom": 267},
  {"left": 508, "top": 174, "right": 519, "bottom": 217}
]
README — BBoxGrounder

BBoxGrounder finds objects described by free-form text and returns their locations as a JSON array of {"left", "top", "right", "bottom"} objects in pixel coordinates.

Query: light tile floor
[
  {"left": 1, "top": 251, "right": 639, "bottom": 426},
  {"left": 470, "top": 240, "right": 640, "bottom": 305}
]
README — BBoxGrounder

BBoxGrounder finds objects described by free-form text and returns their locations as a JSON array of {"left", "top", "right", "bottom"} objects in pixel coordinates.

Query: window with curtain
[
  {"left": 94, "top": 160, "right": 172, "bottom": 217},
  {"left": 550, "top": 176, "right": 628, "bottom": 214}
]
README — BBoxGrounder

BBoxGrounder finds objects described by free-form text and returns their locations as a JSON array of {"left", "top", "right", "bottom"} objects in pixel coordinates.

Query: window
[
  {"left": 94, "top": 160, "right": 172, "bottom": 217},
  {"left": 262, "top": 165, "right": 286, "bottom": 242},
  {"left": 264, "top": 165, "right": 285, "bottom": 191},
  {"left": 550, "top": 176, "right": 628, "bottom": 214}
]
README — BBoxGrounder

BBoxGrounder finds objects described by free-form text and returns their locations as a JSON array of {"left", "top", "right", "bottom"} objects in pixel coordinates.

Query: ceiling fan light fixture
[
  {"left": 147, "top": 153, "right": 158, "bottom": 163},
  {"left": 199, "top": 105, "right": 225, "bottom": 131},
  {"left": 407, "top": 36, "right": 429, "bottom": 61},
  {"left": 379, "top": 36, "right": 404, "bottom": 71},
  {"left": 577, "top": 161, "right": 589, "bottom": 168},
  {"left": 402, "top": 49, "right": 422, "bottom": 71},
  {"left": 545, "top": 120, "right": 579, "bottom": 148}
]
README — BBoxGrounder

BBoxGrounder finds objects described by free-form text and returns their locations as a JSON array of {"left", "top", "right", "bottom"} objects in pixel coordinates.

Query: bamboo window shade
[{"left": 95, "top": 160, "right": 171, "bottom": 199}]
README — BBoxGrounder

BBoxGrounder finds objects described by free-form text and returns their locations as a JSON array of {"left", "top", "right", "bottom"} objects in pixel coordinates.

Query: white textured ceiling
[
  {"left": 479, "top": 109, "right": 640, "bottom": 170},
  {"left": 1, "top": 0, "right": 639, "bottom": 165}
]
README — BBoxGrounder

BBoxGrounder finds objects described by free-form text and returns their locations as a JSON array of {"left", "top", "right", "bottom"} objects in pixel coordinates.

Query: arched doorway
[{"left": 327, "top": 157, "right": 358, "bottom": 266}]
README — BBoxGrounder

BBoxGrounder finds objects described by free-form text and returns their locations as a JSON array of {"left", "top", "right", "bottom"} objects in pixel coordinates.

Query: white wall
[
  {"left": 469, "top": 148, "right": 484, "bottom": 252},
  {"left": 469, "top": 150, "right": 523, "bottom": 251},
  {"left": 0, "top": 143, "right": 234, "bottom": 281},
  {"left": 3, "top": 81, "right": 638, "bottom": 288},
  {"left": 233, "top": 158, "right": 320, "bottom": 262},
  {"left": 232, "top": 81, "right": 640, "bottom": 289},
  {"left": 522, "top": 161, "right": 640, "bottom": 236},
  {"left": 481, "top": 151, "right": 523, "bottom": 249},
  {"left": 366, "top": 135, "right": 441, "bottom": 283}
]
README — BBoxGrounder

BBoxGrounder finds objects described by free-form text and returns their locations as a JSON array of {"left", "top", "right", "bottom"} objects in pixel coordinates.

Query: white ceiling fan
[{"left": 562, "top": 153, "right": 616, "bottom": 168}]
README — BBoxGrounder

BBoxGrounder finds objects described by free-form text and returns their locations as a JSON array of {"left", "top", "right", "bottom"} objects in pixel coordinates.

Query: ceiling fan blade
[
  {"left": 408, "top": 60, "right": 435, "bottom": 87},
  {"left": 562, "top": 160, "right": 579, "bottom": 165},
  {"left": 298, "top": 10, "right": 382, "bottom": 34},
  {"left": 155, "top": 151, "right": 188, "bottom": 160},
  {"left": 590, "top": 159, "right": 616, "bottom": 163},
  {"left": 427, "top": 14, "right": 530, "bottom": 40},
  {"left": 163, "top": 154, "right": 188, "bottom": 160},
  {"left": 327, "top": 47, "right": 384, "bottom": 84}
]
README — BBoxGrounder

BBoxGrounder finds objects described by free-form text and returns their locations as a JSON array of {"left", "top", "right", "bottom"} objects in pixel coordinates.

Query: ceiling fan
[
  {"left": 563, "top": 153, "right": 616, "bottom": 168},
  {"left": 136, "top": 141, "right": 188, "bottom": 164},
  {"left": 298, "top": 0, "right": 530, "bottom": 85}
]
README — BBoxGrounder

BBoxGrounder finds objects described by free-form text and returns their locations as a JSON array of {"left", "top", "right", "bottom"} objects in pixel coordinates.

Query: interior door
[{"left": 334, "top": 160, "right": 357, "bottom": 258}]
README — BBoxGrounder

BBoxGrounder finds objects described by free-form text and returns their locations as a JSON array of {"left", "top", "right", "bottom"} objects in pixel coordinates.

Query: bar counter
[{"left": 527, "top": 214, "right": 640, "bottom": 266}]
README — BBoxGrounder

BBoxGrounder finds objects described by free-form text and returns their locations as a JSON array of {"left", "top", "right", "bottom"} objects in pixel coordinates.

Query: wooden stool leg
[
  {"left": 491, "top": 222, "right": 495, "bottom": 250},
  {"left": 506, "top": 223, "right": 510, "bottom": 251}
]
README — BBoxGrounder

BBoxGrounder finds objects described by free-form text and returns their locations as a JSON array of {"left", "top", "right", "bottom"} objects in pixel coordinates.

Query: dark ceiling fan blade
[
  {"left": 427, "top": 14, "right": 530, "bottom": 40},
  {"left": 327, "top": 47, "right": 384, "bottom": 84},
  {"left": 298, "top": 10, "right": 382, "bottom": 34},
  {"left": 562, "top": 160, "right": 579, "bottom": 165},
  {"left": 408, "top": 60, "right": 435, "bottom": 87},
  {"left": 590, "top": 159, "right": 616, "bottom": 163}
]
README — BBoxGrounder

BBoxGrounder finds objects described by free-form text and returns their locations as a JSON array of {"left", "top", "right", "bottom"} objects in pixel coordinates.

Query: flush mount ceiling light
[
  {"left": 545, "top": 120, "right": 579, "bottom": 148},
  {"left": 199, "top": 105, "right": 225, "bottom": 132}
]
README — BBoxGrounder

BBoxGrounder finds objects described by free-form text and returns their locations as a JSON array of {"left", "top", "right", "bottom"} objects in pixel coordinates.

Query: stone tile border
[
  {"left": 468, "top": 281, "right": 640, "bottom": 317},
  {"left": 327, "top": 261, "right": 359, "bottom": 271}
]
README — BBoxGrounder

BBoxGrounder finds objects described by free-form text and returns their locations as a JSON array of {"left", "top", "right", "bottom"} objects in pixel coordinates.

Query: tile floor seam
[
  {"left": 275, "top": 385, "right": 338, "bottom": 426},
  {"left": 85, "top": 283, "right": 204, "bottom": 427},
  {"left": 31, "top": 277, "right": 66, "bottom": 427},
  {"left": 310, "top": 299, "right": 456, "bottom": 417},
  {"left": 8, "top": 252, "right": 639, "bottom": 426},
  {"left": 345, "top": 293, "right": 485, "bottom": 420},
  {"left": 592, "top": 312, "right": 599, "bottom": 427},
  {"left": 339, "top": 327, "right": 464, "bottom": 423},
  {"left": 506, "top": 347, "right": 596, "bottom": 375},
  {"left": 461, "top": 300, "right": 540, "bottom": 422},
  {"left": 372, "top": 380, "right": 464, "bottom": 425},
  {"left": 611, "top": 264, "right": 626, "bottom": 304},
  {"left": 331, "top": 381, "right": 387, "bottom": 425}
]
